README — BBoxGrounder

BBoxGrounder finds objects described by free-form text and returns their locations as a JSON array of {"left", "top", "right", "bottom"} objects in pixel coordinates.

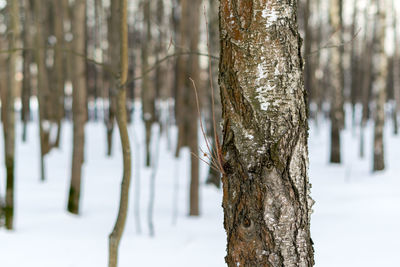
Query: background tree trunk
[
  {"left": 329, "top": 0, "right": 344, "bottom": 163},
  {"left": 4, "top": 0, "right": 20, "bottom": 230},
  {"left": 372, "top": 0, "right": 387, "bottom": 172},
  {"left": 67, "top": 0, "right": 87, "bottom": 214},
  {"left": 21, "top": 0, "right": 33, "bottom": 143},
  {"left": 108, "top": 0, "right": 131, "bottom": 265},
  {"left": 34, "top": 0, "right": 51, "bottom": 181},
  {"left": 52, "top": 0, "right": 66, "bottom": 148},
  {"left": 219, "top": 1, "right": 314, "bottom": 265},
  {"left": 141, "top": 0, "right": 155, "bottom": 167},
  {"left": 205, "top": 0, "right": 222, "bottom": 188}
]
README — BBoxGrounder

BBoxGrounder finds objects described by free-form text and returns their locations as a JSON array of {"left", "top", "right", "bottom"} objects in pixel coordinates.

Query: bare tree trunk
[
  {"left": 108, "top": 0, "right": 131, "bottom": 265},
  {"left": 205, "top": 0, "right": 222, "bottom": 188},
  {"left": 303, "top": 0, "right": 312, "bottom": 115},
  {"left": 350, "top": 0, "right": 359, "bottom": 127},
  {"left": 141, "top": 0, "right": 155, "bottom": 167},
  {"left": 105, "top": 0, "right": 119, "bottom": 157},
  {"left": 360, "top": 0, "right": 375, "bottom": 159},
  {"left": 373, "top": 0, "right": 387, "bottom": 172},
  {"left": 4, "top": 0, "right": 20, "bottom": 230},
  {"left": 21, "top": 0, "right": 33, "bottom": 142},
  {"left": 174, "top": 0, "right": 201, "bottom": 216},
  {"left": 392, "top": 0, "right": 400, "bottom": 135},
  {"left": 34, "top": 0, "right": 51, "bottom": 181},
  {"left": 329, "top": 0, "right": 344, "bottom": 163},
  {"left": 219, "top": 1, "right": 314, "bottom": 266},
  {"left": 67, "top": 0, "right": 87, "bottom": 214},
  {"left": 53, "top": 0, "right": 65, "bottom": 148}
]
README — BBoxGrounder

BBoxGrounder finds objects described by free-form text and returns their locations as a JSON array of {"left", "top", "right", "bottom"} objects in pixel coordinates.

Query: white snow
[{"left": 0, "top": 104, "right": 399, "bottom": 266}]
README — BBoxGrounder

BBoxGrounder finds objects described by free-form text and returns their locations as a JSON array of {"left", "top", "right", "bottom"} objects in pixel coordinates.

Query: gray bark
[{"left": 219, "top": 1, "right": 314, "bottom": 266}]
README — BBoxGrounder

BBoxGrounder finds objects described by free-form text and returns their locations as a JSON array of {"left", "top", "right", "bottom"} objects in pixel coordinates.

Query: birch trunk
[
  {"left": 372, "top": 0, "right": 387, "bottom": 172},
  {"left": 4, "top": 0, "right": 20, "bottom": 230},
  {"left": 219, "top": 1, "right": 314, "bottom": 265}
]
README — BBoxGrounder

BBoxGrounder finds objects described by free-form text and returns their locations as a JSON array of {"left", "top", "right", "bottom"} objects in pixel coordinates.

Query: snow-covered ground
[{"left": 0, "top": 108, "right": 399, "bottom": 267}]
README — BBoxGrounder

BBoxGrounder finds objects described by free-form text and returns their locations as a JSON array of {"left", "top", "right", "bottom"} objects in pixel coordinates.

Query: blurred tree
[
  {"left": 21, "top": 0, "right": 33, "bottom": 142},
  {"left": 4, "top": 0, "right": 20, "bottom": 230},
  {"left": 329, "top": 0, "right": 344, "bottom": 163},
  {"left": 67, "top": 0, "right": 87, "bottom": 214},
  {"left": 372, "top": 0, "right": 387, "bottom": 172}
]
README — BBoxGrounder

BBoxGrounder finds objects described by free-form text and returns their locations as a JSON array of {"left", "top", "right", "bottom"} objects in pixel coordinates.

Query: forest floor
[{"left": 0, "top": 106, "right": 399, "bottom": 267}]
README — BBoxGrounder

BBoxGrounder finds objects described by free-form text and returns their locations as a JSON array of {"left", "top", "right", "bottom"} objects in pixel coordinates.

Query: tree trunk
[
  {"left": 34, "top": 0, "right": 51, "bottom": 181},
  {"left": 53, "top": 0, "right": 65, "bottom": 148},
  {"left": 360, "top": 0, "right": 375, "bottom": 158},
  {"left": 372, "top": 0, "right": 387, "bottom": 172},
  {"left": 21, "top": 0, "right": 33, "bottom": 142},
  {"left": 205, "top": 0, "right": 222, "bottom": 188},
  {"left": 219, "top": 1, "right": 314, "bottom": 266},
  {"left": 108, "top": 0, "right": 131, "bottom": 265},
  {"left": 392, "top": 0, "right": 400, "bottom": 135},
  {"left": 141, "top": 0, "right": 155, "bottom": 167},
  {"left": 4, "top": 0, "right": 20, "bottom": 230},
  {"left": 329, "top": 0, "right": 344, "bottom": 163},
  {"left": 350, "top": 0, "right": 359, "bottom": 127},
  {"left": 67, "top": 0, "right": 87, "bottom": 214},
  {"left": 105, "top": 0, "right": 119, "bottom": 157},
  {"left": 176, "top": 0, "right": 201, "bottom": 216}
]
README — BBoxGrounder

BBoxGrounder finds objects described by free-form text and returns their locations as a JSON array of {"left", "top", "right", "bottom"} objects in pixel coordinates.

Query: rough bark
[
  {"left": 372, "top": 0, "right": 387, "bottom": 172},
  {"left": 4, "top": 0, "right": 20, "bottom": 230},
  {"left": 108, "top": 0, "right": 131, "bottom": 265},
  {"left": 219, "top": 1, "right": 314, "bottom": 266},
  {"left": 67, "top": 0, "right": 87, "bottom": 214}
]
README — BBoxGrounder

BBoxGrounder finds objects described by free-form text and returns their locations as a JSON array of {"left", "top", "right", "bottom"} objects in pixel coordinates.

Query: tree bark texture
[
  {"left": 219, "top": 1, "right": 314, "bottom": 266},
  {"left": 67, "top": 0, "right": 87, "bottom": 214}
]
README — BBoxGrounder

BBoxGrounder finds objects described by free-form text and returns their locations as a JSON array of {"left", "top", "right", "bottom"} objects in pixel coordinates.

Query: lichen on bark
[{"left": 219, "top": 1, "right": 314, "bottom": 266}]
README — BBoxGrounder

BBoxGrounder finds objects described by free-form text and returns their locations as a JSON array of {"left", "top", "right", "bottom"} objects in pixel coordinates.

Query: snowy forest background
[{"left": 0, "top": 0, "right": 400, "bottom": 266}]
